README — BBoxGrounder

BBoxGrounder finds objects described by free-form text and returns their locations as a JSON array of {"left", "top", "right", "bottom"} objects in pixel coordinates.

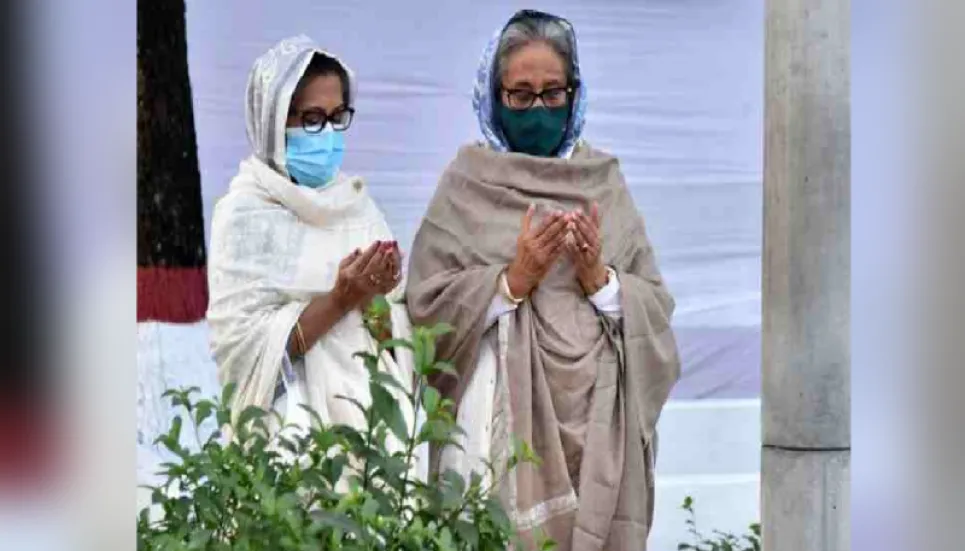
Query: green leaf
[
  {"left": 370, "top": 385, "right": 409, "bottom": 442},
  {"left": 539, "top": 535, "right": 559, "bottom": 550},
  {"left": 422, "top": 386, "right": 441, "bottom": 414},
  {"left": 361, "top": 496, "right": 379, "bottom": 519},
  {"left": 433, "top": 361, "right": 458, "bottom": 376},
  {"left": 469, "top": 470, "right": 484, "bottom": 491},
  {"left": 453, "top": 519, "right": 479, "bottom": 548},
  {"left": 169, "top": 415, "right": 183, "bottom": 443},
  {"left": 308, "top": 424, "right": 337, "bottom": 451},
  {"left": 418, "top": 419, "right": 457, "bottom": 444},
  {"left": 367, "top": 294, "right": 390, "bottom": 315},
  {"left": 193, "top": 400, "right": 214, "bottom": 427},
  {"left": 484, "top": 496, "right": 511, "bottom": 532},
  {"left": 331, "top": 424, "right": 366, "bottom": 450},
  {"left": 441, "top": 468, "right": 466, "bottom": 497},
  {"left": 429, "top": 322, "right": 454, "bottom": 337},
  {"left": 438, "top": 527, "right": 455, "bottom": 551},
  {"left": 333, "top": 394, "right": 369, "bottom": 418},
  {"left": 324, "top": 455, "right": 349, "bottom": 486},
  {"left": 412, "top": 333, "right": 426, "bottom": 369},
  {"left": 310, "top": 510, "right": 366, "bottom": 540},
  {"left": 515, "top": 438, "right": 541, "bottom": 465},
  {"left": 187, "top": 528, "right": 213, "bottom": 548},
  {"left": 369, "top": 370, "right": 411, "bottom": 397},
  {"left": 220, "top": 383, "right": 237, "bottom": 407},
  {"left": 236, "top": 405, "right": 265, "bottom": 429},
  {"left": 353, "top": 351, "right": 380, "bottom": 373},
  {"left": 379, "top": 338, "right": 414, "bottom": 352},
  {"left": 424, "top": 335, "right": 437, "bottom": 366}
]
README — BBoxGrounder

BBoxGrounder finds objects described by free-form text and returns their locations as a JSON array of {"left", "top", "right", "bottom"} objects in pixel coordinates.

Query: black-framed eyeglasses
[
  {"left": 290, "top": 106, "right": 355, "bottom": 133},
  {"left": 501, "top": 84, "right": 578, "bottom": 110}
]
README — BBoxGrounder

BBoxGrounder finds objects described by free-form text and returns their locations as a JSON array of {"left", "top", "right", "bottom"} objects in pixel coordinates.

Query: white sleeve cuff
[
  {"left": 484, "top": 273, "right": 520, "bottom": 328},
  {"left": 589, "top": 269, "right": 623, "bottom": 317}
]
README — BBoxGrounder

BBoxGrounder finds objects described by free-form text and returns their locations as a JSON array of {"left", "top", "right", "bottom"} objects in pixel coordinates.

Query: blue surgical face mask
[{"left": 285, "top": 127, "right": 345, "bottom": 188}]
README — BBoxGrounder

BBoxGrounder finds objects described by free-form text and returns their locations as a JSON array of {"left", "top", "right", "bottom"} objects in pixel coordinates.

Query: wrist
[
  {"left": 579, "top": 264, "right": 609, "bottom": 295},
  {"left": 505, "top": 263, "right": 533, "bottom": 298},
  {"left": 330, "top": 284, "right": 360, "bottom": 313}
]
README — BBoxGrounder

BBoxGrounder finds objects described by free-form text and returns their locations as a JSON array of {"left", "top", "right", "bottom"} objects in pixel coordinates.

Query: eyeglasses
[
  {"left": 501, "top": 85, "right": 577, "bottom": 110},
  {"left": 290, "top": 106, "right": 355, "bottom": 133}
]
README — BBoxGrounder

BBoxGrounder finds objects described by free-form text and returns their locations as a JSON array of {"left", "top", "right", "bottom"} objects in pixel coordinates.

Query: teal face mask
[{"left": 497, "top": 104, "right": 569, "bottom": 157}]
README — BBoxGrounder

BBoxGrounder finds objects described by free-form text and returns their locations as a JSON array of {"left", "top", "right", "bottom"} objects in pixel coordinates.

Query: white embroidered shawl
[{"left": 206, "top": 37, "right": 423, "bottom": 478}]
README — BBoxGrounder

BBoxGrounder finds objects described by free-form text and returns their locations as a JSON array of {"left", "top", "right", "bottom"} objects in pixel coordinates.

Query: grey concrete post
[{"left": 762, "top": 0, "right": 850, "bottom": 549}]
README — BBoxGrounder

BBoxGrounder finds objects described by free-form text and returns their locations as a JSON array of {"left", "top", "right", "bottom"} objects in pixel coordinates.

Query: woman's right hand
[
  {"left": 505, "top": 205, "right": 570, "bottom": 298},
  {"left": 332, "top": 241, "right": 397, "bottom": 309}
]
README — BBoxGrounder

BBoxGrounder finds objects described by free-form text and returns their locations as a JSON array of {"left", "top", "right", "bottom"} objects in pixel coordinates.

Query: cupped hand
[
  {"left": 505, "top": 205, "right": 570, "bottom": 298},
  {"left": 332, "top": 240, "right": 398, "bottom": 309},
  {"left": 566, "top": 202, "right": 609, "bottom": 295}
]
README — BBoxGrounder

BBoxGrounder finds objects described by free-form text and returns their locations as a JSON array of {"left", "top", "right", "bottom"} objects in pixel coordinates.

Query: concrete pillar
[{"left": 762, "top": 0, "right": 850, "bottom": 549}]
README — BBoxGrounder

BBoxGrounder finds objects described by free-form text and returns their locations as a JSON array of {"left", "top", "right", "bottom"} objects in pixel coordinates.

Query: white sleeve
[
  {"left": 588, "top": 269, "right": 623, "bottom": 319},
  {"left": 484, "top": 289, "right": 519, "bottom": 328},
  {"left": 484, "top": 272, "right": 520, "bottom": 328}
]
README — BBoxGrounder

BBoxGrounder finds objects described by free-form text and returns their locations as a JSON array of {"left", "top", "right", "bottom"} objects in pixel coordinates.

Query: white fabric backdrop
[{"left": 186, "top": 0, "right": 764, "bottom": 399}]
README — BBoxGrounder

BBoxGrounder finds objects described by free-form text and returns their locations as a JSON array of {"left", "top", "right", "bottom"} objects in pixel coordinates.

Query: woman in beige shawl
[
  {"left": 406, "top": 11, "right": 680, "bottom": 551},
  {"left": 207, "top": 36, "right": 425, "bottom": 480}
]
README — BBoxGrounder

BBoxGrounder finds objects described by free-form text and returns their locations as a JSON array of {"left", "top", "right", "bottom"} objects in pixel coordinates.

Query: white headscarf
[{"left": 244, "top": 34, "right": 357, "bottom": 177}]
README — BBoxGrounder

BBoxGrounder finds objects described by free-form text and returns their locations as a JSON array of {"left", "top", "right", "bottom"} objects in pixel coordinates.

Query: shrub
[
  {"left": 137, "top": 298, "right": 550, "bottom": 550},
  {"left": 677, "top": 496, "right": 761, "bottom": 551}
]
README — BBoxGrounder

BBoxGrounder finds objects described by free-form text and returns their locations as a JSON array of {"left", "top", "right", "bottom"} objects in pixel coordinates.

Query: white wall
[
  {"left": 153, "top": 1, "right": 768, "bottom": 547},
  {"left": 185, "top": 0, "right": 765, "bottom": 401}
]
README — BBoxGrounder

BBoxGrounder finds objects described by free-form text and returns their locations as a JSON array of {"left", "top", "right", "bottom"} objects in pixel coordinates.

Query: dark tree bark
[{"left": 137, "top": 0, "right": 208, "bottom": 322}]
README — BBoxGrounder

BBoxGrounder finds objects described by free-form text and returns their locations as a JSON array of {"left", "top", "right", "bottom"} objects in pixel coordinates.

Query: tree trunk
[{"left": 137, "top": 0, "right": 207, "bottom": 322}]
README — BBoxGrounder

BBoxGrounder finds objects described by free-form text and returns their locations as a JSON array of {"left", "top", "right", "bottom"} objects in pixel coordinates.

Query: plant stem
[
  {"left": 399, "top": 379, "right": 424, "bottom": 505},
  {"left": 361, "top": 407, "right": 376, "bottom": 493}
]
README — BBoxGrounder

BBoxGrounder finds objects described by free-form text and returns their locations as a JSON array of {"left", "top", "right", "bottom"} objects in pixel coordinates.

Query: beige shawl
[{"left": 406, "top": 144, "right": 680, "bottom": 551}]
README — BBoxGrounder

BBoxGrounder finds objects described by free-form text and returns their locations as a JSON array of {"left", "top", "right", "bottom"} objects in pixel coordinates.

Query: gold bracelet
[
  {"left": 499, "top": 271, "right": 525, "bottom": 305},
  {"left": 294, "top": 321, "right": 308, "bottom": 356}
]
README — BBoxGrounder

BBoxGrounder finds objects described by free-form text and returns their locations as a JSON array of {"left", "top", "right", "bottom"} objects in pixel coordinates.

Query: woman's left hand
[
  {"left": 370, "top": 241, "right": 402, "bottom": 296},
  {"left": 568, "top": 202, "right": 609, "bottom": 295}
]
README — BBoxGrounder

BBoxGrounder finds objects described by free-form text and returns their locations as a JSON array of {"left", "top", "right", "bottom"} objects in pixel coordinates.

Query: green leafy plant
[
  {"left": 137, "top": 297, "right": 550, "bottom": 550},
  {"left": 678, "top": 496, "right": 761, "bottom": 551}
]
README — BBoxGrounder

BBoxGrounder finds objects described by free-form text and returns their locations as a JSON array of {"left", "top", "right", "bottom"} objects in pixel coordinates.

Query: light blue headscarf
[{"left": 471, "top": 10, "right": 588, "bottom": 158}]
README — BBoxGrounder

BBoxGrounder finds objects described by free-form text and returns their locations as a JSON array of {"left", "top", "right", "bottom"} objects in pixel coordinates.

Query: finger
[
  {"left": 589, "top": 201, "right": 601, "bottom": 228},
  {"left": 340, "top": 247, "right": 362, "bottom": 268},
  {"left": 568, "top": 240, "right": 588, "bottom": 266},
  {"left": 546, "top": 235, "right": 568, "bottom": 260},
  {"left": 521, "top": 204, "right": 535, "bottom": 235},
  {"left": 351, "top": 241, "right": 382, "bottom": 269},
  {"left": 381, "top": 249, "right": 397, "bottom": 277},
  {"left": 584, "top": 241, "right": 603, "bottom": 265},
  {"left": 360, "top": 243, "right": 390, "bottom": 274},
  {"left": 573, "top": 213, "right": 600, "bottom": 245},
  {"left": 535, "top": 212, "right": 569, "bottom": 245}
]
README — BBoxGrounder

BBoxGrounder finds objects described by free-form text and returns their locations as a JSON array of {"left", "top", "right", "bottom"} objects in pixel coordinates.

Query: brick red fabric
[{"left": 137, "top": 266, "right": 208, "bottom": 323}]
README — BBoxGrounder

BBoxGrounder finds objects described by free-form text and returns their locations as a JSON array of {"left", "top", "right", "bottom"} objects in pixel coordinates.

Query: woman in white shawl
[{"left": 207, "top": 36, "right": 421, "bottom": 476}]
